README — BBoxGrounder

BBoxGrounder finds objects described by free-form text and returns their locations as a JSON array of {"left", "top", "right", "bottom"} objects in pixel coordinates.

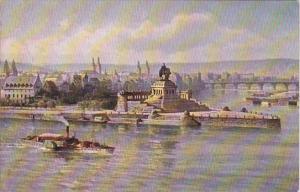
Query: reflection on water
[
  {"left": 207, "top": 127, "right": 282, "bottom": 134},
  {"left": 0, "top": 90, "right": 298, "bottom": 192}
]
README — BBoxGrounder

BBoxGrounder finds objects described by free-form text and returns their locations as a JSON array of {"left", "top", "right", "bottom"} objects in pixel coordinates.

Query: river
[{"left": 0, "top": 90, "right": 298, "bottom": 192}]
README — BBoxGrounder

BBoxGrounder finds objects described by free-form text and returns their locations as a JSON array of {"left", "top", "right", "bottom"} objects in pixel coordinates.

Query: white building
[{"left": 0, "top": 75, "right": 42, "bottom": 104}]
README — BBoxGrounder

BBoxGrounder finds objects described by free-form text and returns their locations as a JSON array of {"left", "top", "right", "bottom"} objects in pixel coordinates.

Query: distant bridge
[{"left": 204, "top": 79, "right": 299, "bottom": 90}]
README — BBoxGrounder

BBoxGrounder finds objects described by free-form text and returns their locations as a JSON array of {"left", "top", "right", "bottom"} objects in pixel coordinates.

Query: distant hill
[{"left": 0, "top": 58, "right": 298, "bottom": 78}]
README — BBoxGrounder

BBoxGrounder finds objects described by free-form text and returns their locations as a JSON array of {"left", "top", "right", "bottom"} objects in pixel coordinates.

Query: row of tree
[{"left": 37, "top": 78, "right": 117, "bottom": 109}]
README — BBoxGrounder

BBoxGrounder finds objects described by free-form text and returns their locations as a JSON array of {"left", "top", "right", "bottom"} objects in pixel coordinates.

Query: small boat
[
  {"left": 94, "top": 116, "right": 109, "bottom": 123},
  {"left": 288, "top": 100, "right": 298, "bottom": 106},
  {"left": 252, "top": 99, "right": 262, "bottom": 105},
  {"left": 21, "top": 126, "right": 115, "bottom": 155}
]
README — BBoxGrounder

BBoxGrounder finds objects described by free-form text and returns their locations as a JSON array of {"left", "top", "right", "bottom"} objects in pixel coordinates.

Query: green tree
[{"left": 43, "top": 81, "right": 60, "bottom": 99}]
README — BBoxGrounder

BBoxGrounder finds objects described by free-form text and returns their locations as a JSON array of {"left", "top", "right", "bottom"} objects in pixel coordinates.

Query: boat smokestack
[{"left": 66, "top": 126, "right": 69, "bottom": 138}]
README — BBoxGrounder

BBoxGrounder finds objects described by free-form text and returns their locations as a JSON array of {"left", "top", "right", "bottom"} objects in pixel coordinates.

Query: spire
[
  {"left": 146, "top": 60, "right": 150, "bottom": 76},
  {"left": 11, "top": 59, "right": 18, "bottom": 76},
  {"left": 97, "top": 57, "right": 101, "bottom": 74},
  {"left": 83, "top": 72, "right": 89, "bottom": 86},
  {"left": 137, "top": 61, "right": 141, "bottom": 77},
  {"left": 84, "top": 72, "right": 88, "bottom": 79},
  {"left": 3, "top": 59, "right": 10, "bottom": 77},
  {"left": 92, "top": 57, "right": 96, "bottom": 72},
  {"left": 36, "top": 73, "right": 41, "bottom": 81}
]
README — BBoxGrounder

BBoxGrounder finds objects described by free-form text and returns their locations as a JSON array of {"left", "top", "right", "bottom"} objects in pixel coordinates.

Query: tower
[
  {"left": 146, "top": 60, "right": 150, "bottom": 76},
  {"left": 83, "top": 73, "right": 89, "bottom": 87},
  {"left": 97, "top": 57, "right": 101, "bottom": 74},
  {"left": 137, "top": 61, "right": 141, "bottom": 78},
  {"left": 11, "top": 59, "right": 18, "bottom": 76},
  {"left": 197, "top": 72, "right": 201, "bottom": 82},
  {"left": 3, "top": 60, "right": 10, "bottom": 77},
  {"left": 92, "top": 58, "right": 96, "bottom": 73}
]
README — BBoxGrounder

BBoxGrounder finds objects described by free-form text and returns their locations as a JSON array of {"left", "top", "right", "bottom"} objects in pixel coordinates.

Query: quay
[{"left": 0, "top": 106, "right": 281, "bottom": 129}]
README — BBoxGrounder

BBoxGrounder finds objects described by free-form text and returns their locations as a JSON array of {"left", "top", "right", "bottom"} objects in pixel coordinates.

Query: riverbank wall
[
  {"left": 0, "top": 109, "right": 69, "bottom": 126},
  {"left": 0, "top": 107, "right": 280, "bottom": 129}
]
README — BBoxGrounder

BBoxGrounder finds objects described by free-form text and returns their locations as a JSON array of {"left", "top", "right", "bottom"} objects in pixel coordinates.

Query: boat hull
[{"left": 20, "top": 139, "right": 114, "bottom": 155}]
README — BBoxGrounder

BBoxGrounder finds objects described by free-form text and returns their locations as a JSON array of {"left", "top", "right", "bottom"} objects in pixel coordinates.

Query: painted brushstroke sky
[{"left": 0, "top": 0, "right": 298, "bottom": 65}]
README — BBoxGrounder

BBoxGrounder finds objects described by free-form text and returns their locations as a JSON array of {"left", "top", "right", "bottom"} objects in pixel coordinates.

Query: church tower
[
  {"left": 83, "top": 73, "right": 89, "bottom": 87},
  {"left": 11, "top": 59, "right": 18, "bottom": 76},
  {"left": 146, "top": 60, "right": 150, "bottom": 76},
  {"left": 137, "top": 61, "right": 141, "bottom": 78},
  {"left": 92, "top": 57, "right": 96, "bottom": 73},
  {"left": 3, "top": 60, "right": 10, "bottom": 77},
  {"left": 97, "top": 57, "right": 101, "bottom": 74}
]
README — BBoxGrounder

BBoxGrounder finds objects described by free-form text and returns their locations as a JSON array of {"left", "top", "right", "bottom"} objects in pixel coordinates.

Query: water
[{"left": 0, "top": 90, "right": 298, "bottom": 192}]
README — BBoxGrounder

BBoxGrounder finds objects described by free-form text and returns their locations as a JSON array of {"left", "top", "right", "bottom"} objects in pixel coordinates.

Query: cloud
[
  {"left": 122, "top": 12, "right": 214, "bottom": 53},
  {"left": 59, "top": 19, "right": 71, "bottom": 31},
  {"left": 1, "top": 10, "right": 297, "bottom": 64}
]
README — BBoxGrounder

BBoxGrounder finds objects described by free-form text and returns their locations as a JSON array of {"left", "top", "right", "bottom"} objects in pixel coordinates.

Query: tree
[
  {"left": 72, "top": 74, "right": 83, "bottom": 90},
  {"left": 46, "top": 100, "right": 56, "bottom": 108},
  {"left": 37, "top": 100, "right": 47, "bottom": 108},
  {"left": 223, "top": 106, "right": 231, "bottom": 111},
  {"left": 43, "top": 81, "right": 59, "bottom": 99},
  {"left": 93, "top": 79, "right": 113, "bottom": 98}
]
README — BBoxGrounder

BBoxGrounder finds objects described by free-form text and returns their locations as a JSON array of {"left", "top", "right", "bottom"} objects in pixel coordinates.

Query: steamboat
[{"left": 21, "top": 126, "right": 115, "bottom": 155}]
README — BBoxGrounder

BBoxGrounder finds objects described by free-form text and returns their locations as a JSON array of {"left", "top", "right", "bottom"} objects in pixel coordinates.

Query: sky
[{"left": 0, "top": 0, "right": 298, "bottom": 65}]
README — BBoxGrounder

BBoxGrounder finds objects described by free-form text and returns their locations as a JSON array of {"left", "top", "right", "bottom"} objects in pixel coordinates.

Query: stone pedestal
[{"left": 116, "top": 95, "right": 128, "bottom": 112}]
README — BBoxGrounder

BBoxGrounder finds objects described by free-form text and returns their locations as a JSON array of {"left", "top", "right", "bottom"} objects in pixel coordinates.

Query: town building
[{"left": 0, "top": 74, "right": 42, "bottom": 104}]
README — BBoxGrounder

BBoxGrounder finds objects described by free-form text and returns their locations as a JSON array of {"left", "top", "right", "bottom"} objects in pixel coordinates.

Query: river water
[{"left": 0, "top": 90, "right": 298, "bottom": 192}]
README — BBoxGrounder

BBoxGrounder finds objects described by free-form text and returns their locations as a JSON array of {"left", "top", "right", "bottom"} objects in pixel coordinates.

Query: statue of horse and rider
[{"left": 159, "top": 63, "right": 171, "bottom": 80}]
